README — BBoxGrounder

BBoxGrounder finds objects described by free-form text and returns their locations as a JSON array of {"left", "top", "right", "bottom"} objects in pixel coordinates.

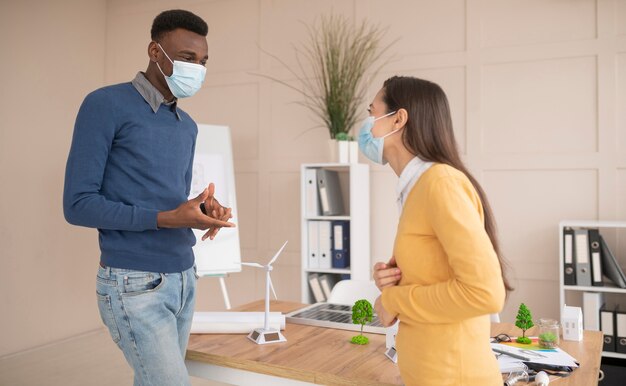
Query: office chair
[
  {"left": 326, "top": 279, "right": 381, "bottom": 306},
  {"left": 327, "top": 280, "right": 502, "bottom": 323}
]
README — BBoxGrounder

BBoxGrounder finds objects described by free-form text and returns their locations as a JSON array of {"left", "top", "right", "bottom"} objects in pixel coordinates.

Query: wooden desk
[{"left": 186, "top": 301, "right": 603, "bottom": 385}]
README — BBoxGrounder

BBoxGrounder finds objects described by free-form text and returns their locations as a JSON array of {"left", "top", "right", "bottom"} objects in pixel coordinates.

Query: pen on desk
[{"left": 491, "top": 347, "right": 531, "bottom": 361}]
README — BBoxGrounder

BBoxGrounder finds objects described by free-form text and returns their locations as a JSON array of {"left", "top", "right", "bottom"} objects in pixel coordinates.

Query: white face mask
[
  {"left": 357, "top": 111, "right": 399, "bottom": 164},
  {"left": 156, "top": 43, "right": 206, "bottom": 98}
]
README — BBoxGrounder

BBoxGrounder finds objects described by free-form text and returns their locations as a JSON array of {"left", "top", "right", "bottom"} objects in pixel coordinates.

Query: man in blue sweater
[{"left": 63, "top": 10, "right": 234, "bottom": 386}]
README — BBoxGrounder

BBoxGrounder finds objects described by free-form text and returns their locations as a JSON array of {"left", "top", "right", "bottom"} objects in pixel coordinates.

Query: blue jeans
[{"left": 96, "top": 264, "right": 197, "bottom": 386}]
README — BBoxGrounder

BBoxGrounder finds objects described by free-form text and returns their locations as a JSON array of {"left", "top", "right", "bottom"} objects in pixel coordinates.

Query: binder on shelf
[
  {"left": 574, "top": 229, "right": 592, "bottom": 287},
  {"left": 331, "top": 220, "right": 350, "bottom": 269},
  {"left": 588, "top": 229, "right": 603, "bottom": 286},
  {"left": 616, "top": 306, "right": 626, "bottom": 354},
  {"left": 307, "top": 221, "right": 320, "bottom": 269},
  {"left": 308, "top": 273, "right": 326, "bottom": 303},
  {"left": 318, "top": 221, "right": 332, "bottom": 269},
  {"left": 563, "top": 227, "right": 576, "bottom": 285},
  {"left": 582, "top": 291, "right": 604, "bottom": 331},
  {"left": 600, "top": 304, "right": 616, "bottom": 352},
  {"left": 600, "top": 235, "right": 626, "bottom": 289},
  {"left": 317, "top": 169, "right": 345, "bottom": 216},
  {"left": 318, "top": 274, "right": 335, "bottom": 299},
  {"left": 305, "top": 168, "right": 320, "bottom": 217}
]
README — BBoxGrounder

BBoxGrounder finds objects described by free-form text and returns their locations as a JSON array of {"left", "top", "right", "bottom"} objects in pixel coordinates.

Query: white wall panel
[
  {"left": 269, "top": 80, "right": 330, "bottom": 160},
  {"left": 617, "top": 53, "right": 626, "bottom": 154},
  {"left": 191, "top": 0, "right": 260, "bottom": 73},
  {"left": 480, "top": 0, "right": 597, "bottom": 48},
  {"left": 268, "top": 172, "right": 301, "bottom": 263},
  {"left": 617, "top": 0, "right": 626, "bottom": 36},
  {"left": 184, "top": 83, "right": 260, "bottom": 160},
  {"left": 485, "top": 169, "right": 598, "bottom": 266},
  {"left": 484, "top": 169, "right": 598, "bottom": 321},
  {"left": 263, "top": 0, "right": 354, "bottom": 69},
  {"left": 235, "top": 173, "right": 259, "bottom": 250},
  {"left": 364, "top": 0, "right": 465, "bottom": 55},
  {"left": 483, "top": 57, "right": 597, "bottom": 154}
]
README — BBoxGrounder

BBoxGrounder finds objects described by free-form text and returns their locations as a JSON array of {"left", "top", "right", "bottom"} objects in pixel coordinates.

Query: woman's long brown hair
[{"left": 382, "top": 76, "right": 513, "bottom": 292}]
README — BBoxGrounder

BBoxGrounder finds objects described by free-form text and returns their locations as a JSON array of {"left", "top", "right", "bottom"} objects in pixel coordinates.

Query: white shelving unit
[
  {"left": 300, "top": 163, "right": 370, "bottom": 304},
  {"left": 559, "top": 220, "right": 626, "bottom": 360}
]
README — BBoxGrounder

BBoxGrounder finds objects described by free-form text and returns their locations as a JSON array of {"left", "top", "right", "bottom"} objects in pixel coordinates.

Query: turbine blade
[
  {"left": 239, "top": 262, "right": 263, "bottom": 268},
  {"left": 268, "top": 276, "right": 278, "bottom": 300},
  {"left": 268, "top": 240, "right": 289, "bottom": 265}
]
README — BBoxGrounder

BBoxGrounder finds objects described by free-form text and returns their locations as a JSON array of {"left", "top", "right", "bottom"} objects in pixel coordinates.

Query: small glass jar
[{"left": 537, "top": 318, "right": 560, "bottom": 348}]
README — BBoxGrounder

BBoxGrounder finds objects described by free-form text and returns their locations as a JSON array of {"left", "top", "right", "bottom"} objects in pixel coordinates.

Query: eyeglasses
[{"left": 490, "top": 333, "right": 512, "bottom": 343}]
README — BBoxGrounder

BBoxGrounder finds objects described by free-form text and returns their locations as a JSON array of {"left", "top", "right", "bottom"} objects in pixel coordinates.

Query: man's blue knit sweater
[{"left": 63, "top": 78, "right": 197, "bottom": 273}]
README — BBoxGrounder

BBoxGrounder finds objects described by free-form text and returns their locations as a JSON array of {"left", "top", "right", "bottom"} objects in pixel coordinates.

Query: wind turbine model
[{"left": 239, "top": 240, "right": 288, "bottom": 344}]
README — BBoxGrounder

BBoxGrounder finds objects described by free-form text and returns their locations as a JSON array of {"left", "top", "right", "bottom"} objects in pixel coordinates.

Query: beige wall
[
  {"left": 0, "top": 0, "right": 107, "bottom": 356},
  {"left": 2, "top": 0, "right": 626, "bottom": 357}
]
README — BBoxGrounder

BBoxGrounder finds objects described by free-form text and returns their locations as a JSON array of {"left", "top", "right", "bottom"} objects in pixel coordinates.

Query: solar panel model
[{"left": 286, "top": 303, "right": 386, "bottom": 334}]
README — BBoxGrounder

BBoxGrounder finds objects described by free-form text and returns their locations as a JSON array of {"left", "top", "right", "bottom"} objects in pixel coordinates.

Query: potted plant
[
  {"left": 351, "top": 299, "right": 373, "bottom": 345},
  {"left": 262, "top": 14, "right": 393, "bottom": 163},
  {"left": 515, "top": 303, "right": 534, "bottom": 344}
]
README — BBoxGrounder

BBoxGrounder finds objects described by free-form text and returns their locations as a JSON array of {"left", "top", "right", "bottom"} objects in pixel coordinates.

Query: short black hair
[{"left": 151, "top": 9, "right": 208, "bottom": 41}]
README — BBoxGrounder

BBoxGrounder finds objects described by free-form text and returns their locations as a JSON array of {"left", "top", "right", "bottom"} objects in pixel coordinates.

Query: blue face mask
[
  {"left": 156, "top": 43, "right": 206, "bottom": 98},
  {"left": 358, "top": 111, "right": 399, "bottom": 164}
]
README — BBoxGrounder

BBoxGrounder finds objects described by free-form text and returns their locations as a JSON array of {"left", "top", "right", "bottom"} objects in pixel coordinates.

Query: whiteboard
[{"left": 189, "top": 124, "right": 241, "bottom": 276}]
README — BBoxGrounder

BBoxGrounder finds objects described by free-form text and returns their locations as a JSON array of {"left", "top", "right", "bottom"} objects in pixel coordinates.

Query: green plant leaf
[
  {"left": 335, "top": 132, "right": 349, "bottom": 141},
  {"left": 254, "top": 13, "right": 395, "bottom": 139}
]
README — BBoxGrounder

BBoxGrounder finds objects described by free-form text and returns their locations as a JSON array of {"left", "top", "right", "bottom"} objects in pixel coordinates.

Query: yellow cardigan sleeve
[{"left": 381, "top": 174, "right": 505, "bottom": 324}]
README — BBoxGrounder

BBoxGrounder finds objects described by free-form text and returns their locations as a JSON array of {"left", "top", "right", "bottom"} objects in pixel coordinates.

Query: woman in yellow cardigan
[{"left": 360, "top": 76, "right": 512, "bottom": 386}]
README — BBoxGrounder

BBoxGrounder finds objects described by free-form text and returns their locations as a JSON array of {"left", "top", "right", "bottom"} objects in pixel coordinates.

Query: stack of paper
[
  {"left": 496, "top": 354, "right": 527, "bottom": 373},
  {"left": 491, "top": 338, "right": 579, "bottom": 373}
]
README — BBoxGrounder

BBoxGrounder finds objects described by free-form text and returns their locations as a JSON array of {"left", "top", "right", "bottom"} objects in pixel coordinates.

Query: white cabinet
[
  {"left": 300, "top": 163, "right": 370, "bottom": 304},
  {"left": 559, "top": 220, "right": 626, "bottom": 359}
]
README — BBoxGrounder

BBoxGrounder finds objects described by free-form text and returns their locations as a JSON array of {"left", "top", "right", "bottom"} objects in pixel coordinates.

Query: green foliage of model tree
[
  {"left": 515, "top": 303, "right": 534, "bottom": 344},
  {"left": 350, "top": 299, "right": 373, "bottom": 345}
]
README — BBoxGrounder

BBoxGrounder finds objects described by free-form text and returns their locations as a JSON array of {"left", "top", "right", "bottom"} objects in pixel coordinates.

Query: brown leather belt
[{"left": 99, "top": 261, "right": 105, "bottom": 268}]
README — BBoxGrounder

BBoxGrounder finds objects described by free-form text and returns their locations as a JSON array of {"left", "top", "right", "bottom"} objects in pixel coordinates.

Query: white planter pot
[
  {"left": 338, "top": 141, "right": 350, "bottom": 163},
  {"left": 328, "top": 139, "right": 359, "bottom": 164},
  {"left": 348, "top": 141, "right": 359, "bottom": 164}
]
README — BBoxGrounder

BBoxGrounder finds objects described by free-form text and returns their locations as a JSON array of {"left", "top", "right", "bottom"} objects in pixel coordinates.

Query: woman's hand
[
  {"left": 374, "top": 295, "right": 397, "bottom": 327},
  {"left": 373, "top": 256, "right": 401, "bottom": 291}
]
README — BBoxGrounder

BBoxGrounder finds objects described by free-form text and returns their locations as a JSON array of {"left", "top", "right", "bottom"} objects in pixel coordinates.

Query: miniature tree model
[
  {"left": 515, "top": 303, "right": 534, "bottom": 344},
  {"left": 351, "top": 299, "right": 373, "bottom": 345}
]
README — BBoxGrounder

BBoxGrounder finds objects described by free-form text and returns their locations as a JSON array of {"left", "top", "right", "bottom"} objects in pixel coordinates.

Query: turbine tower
[{"left": 239, "top": 240, "right": 288, "bottom": 344}]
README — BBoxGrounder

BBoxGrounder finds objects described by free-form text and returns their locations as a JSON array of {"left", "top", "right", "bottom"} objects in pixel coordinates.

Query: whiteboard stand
[{"left": 219, "top": 276, "right": 231, "bottom": 310}]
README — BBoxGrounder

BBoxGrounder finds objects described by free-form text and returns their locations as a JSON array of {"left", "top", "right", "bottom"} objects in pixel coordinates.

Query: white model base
[{"left": 247, "top": 328, "right": 287, "bottom": 345}]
